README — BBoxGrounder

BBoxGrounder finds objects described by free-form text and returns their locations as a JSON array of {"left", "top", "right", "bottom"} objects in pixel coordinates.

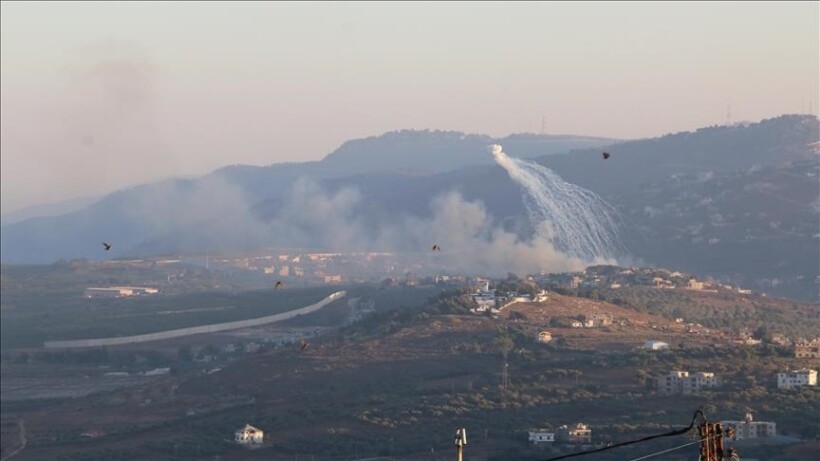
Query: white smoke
[
  {"left": 490, "top": 144, "right": 624, "bottom": 264},
  {"left": 118, "top": 144, "right": 624, "bottom": 276},
  {"left": 255, "top": 177, "right": 592, "bottom": 276},
  {"left": 419, "top": 191, "right": 588, "bottom": 275}
]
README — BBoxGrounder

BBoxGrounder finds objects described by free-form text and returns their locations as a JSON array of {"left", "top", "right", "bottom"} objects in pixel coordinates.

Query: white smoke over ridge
[
  {"left": 122, "top": 146, "right": 623, "bottom": 276},
  {"left": 255, "top": 178, "right": 591, "bottom": 276},
  {"left": 490, "top": 144, "right": 624, "bottom": 264}
]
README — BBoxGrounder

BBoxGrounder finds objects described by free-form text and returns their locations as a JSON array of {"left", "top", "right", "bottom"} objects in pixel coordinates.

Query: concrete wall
[{"left": 44, "top": 291, "right": 346, "bottom": 348}]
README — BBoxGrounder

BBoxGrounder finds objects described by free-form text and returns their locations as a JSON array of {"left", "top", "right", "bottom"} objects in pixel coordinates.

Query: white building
[
  {"left": 658, "top": 371, "right": 719, "bottom": 394},
  {"left": 556, "top": 423, "right": 592, "bottom": 444},
  {"left": 685, "top": 372, "right": 719, "bottom": 393},
  {"left": 84, "top": 286, "right": 159, "bottom": 298},
  {"left": 528, "top": 429, "right": 555, "bottom": 444},
  {"left": 777, "top": 368, "right": 818, "bottom": 390},
  {"left": 538, "top": 331, "right": 552, "bottom": 343},
  {"left": 721, "top": 413, "right": 776, "bottom": 440},
  {"left": 644, "top": 340, "right": 669, "bottom": 350},
  {"left": 235, "top": 424, "right": 264, "bottom": 445}
]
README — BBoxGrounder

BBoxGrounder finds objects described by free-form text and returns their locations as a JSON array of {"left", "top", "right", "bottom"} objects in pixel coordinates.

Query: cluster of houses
[
  {"left": 468, "top": 279, "right": 549, "bottom": 315},
  {"left": 528, "top": 423, "right": 592, "bottom": 446},
  {"left": 84, "top": 286, "right": 159, "bottom": 298},
  {"left": 654, "top": 368, "right": 817, "bottom": 393},
  {"left": 213, "top": 252, "right": 351, "bottom": 284},
  {"left": 529, "top": 412, "right": 779, "bottom": 447},
  {"left": 537, "top": 266, "right": 753, "bottom": 295}
]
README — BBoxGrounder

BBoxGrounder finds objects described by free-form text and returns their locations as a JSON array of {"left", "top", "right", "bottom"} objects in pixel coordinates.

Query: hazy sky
[{"left": 1, "top": 1, "right": 818, "bottom": 214}]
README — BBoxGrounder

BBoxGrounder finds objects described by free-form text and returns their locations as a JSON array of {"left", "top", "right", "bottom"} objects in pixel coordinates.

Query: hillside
[{"left": 2, "top": 286, "right": 818, "bottom": 460}]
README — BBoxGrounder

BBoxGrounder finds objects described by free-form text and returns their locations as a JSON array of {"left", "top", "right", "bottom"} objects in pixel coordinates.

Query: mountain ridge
[{"left": 2, "top": 114, "right": 818, "bottom": 300}]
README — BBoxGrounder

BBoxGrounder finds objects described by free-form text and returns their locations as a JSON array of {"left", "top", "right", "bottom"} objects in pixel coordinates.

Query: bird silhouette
[
  {"left": 102, "top": 242, "right": 112, "bottom": 251},
  {"left": 299, "top": 339, "right": 310, "bottom": 351},
  {"left": 602, "top": 152, "right": 610, "bottom": 160},
  {"left": 275, "top": 281, "right": 284, "bottom": 289},
  {"left": 432, "top": 244, "right": 441, "bottom": 252}
]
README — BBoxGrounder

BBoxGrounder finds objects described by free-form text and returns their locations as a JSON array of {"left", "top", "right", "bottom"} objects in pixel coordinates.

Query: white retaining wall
[{"left": 44, "top": 291, "right": 346, "bottom": 348}]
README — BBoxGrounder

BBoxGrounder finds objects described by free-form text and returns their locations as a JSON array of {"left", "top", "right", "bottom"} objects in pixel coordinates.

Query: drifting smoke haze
[
  {"left": 162, "top": 143, "right": 627, "bottom": 276},
  {"left": 1, "top": 40, "right": 174, "bottom": 214},
  {"left": 0, "top": 138, "right": 627, "bottom": 274},
  {"left": 255, "top": 180, "right": 590, "bottom": 276},
  {"left": 111, "top": 142, "right": 628, "bottom": 276}
]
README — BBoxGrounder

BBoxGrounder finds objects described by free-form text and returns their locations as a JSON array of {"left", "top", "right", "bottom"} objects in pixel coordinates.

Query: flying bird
[
  {"left": 102, "top": 242, "right": 112, "bottom": 251},
  {"left": 432, "top": 244, "right": 441, "bottom": 252},
  {"left": 275, "top": 281, "right": 284, "bottom": 289},
  {"left": 602, "top": 152, "right": 611, "bottom": 160}
]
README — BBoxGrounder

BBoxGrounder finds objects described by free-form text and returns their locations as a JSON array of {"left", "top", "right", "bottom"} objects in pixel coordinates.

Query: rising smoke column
[{"left": 491, "top": 144, "right": 625, "bottom": 264}]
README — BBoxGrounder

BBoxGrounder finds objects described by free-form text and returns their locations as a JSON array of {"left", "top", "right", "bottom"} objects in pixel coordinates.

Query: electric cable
[
  {"left": 541, "top": 410, "right": 706, "bottom": 461},
  {"left": 625, "top": 433, "right": 723, "bottom": 461}
]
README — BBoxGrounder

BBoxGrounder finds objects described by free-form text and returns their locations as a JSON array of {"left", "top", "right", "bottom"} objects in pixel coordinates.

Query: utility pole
[
  {"left": 699, "top": 421, "right": 733, "bottom": 461},
  {"left": 454, "top": 428, "right": 467, "bottom": 461}
]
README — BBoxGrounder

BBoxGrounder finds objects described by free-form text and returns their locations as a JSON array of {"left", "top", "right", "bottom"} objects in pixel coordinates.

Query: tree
[
  {"left": 494, "top": 332, "right": 514, "bottom": 360},
  {"left": 177, "top": 346, "right": 193, "bottom": 363},
  {"left": 753, "top": 325, "right": 770, "bottom": 342}
]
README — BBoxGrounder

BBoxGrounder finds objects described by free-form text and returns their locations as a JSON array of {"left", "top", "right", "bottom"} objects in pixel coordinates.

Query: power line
[
  {"left": 541, "top": 410, "right": 705, "bottom": 461},
  {"left": 625, "top": 434, "right": 721, "bottom": 461}
]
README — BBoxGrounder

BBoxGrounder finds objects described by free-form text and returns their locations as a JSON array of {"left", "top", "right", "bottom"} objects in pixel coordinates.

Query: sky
[{"left": 1, "top": 1, "right": 818, "bottom": 215}]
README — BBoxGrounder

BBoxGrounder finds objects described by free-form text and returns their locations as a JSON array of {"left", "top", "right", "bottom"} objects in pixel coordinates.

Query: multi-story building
[
  {"left": 658, "top": 371, "right": 719, "bottom": 395},
  {"left": 794, "top": 339, "right": 820, "bottom": 358},
  {"left": 721, "top": 413, "right": 776, "bottom": 440},
  {"left": 777, "top": 368, "right": 818, "bottom": 390},
  {"left": 528, "top": 430, "right": 555, "bottom": 444}
]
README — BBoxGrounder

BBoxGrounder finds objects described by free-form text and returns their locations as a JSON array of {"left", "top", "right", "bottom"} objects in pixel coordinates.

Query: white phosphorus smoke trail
[{"left": 491, "top": 144, "right": 625, "bottom": 264}]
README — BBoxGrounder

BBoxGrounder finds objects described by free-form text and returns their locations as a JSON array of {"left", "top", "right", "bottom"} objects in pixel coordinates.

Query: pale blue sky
[{"left": 1, "top": 1, "right": 818, "bottom": 213}]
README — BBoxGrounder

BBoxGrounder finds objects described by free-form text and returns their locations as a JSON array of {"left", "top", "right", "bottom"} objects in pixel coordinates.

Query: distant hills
[
  {"left": 0, "top": 194, "right": 101, "bottom": 226},
  {"left": 2, "top": 115, "right": 818, "bottom": 300}
]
